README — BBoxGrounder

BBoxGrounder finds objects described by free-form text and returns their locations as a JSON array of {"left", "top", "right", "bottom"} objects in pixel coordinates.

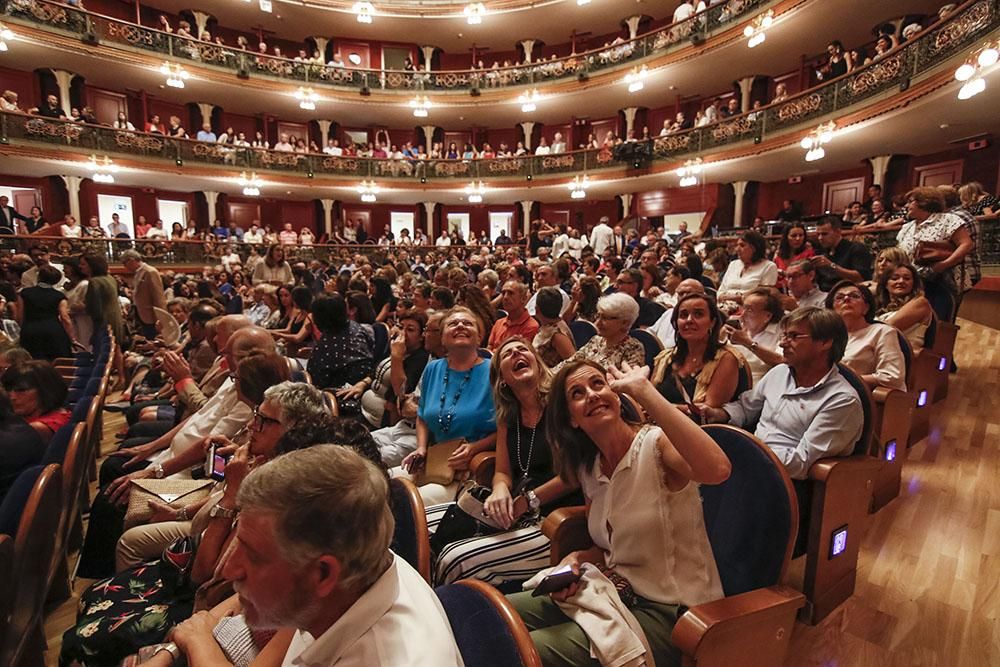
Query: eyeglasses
[
  {"left": 779, "top": 332, "right": 812, "bottom": 342},
  {"left": 833, "top": 292, "right": 865, "bottom": 303},
  {"left": 252, "top": 407, "right": 281, "bottom": 432}
]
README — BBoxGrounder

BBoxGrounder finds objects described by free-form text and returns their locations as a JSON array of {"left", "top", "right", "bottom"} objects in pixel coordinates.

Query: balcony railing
[
  {"left": 0, "top": 0, "right": 772, "bottom": 92},
  {"left": 1, "top": 0, "right": 997, "bottom": 183}
]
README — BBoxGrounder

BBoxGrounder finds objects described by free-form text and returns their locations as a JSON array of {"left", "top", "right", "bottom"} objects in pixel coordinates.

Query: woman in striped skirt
[{"left": 428, "top": 336, "right": 578, "bottom": 586}]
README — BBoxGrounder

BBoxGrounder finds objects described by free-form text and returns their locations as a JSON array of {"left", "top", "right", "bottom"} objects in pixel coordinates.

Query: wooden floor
[{"left": 43, "top": 320, "right": 1000, "bottom": 666}]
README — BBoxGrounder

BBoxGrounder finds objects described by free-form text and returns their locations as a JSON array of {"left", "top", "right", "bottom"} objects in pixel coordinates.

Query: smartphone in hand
[{"left": 531, "top": 564, "right": 583, "bottom": 597}]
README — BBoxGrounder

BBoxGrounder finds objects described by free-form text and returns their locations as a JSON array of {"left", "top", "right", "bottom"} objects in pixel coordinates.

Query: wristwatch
[
  {"left": 526, "top": 489, "right": 541, "bottom": 512},
  {"left": 153, "top": 642, "right": 181, "bottom": 664},
  {"left": 209, "top": 502, "right": 237, "bottom": 519},
  {"left": 152, "top": 463, "right": 166, "bottom": 479},
  {"left": 749, "top": 341, "right": 759, "bottom": 352}
]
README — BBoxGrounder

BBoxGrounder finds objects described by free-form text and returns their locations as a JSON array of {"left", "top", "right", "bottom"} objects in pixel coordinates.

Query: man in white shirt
[
  {"left": 243, "top": 223, "right": 264, "bottom": 244},
  {"left": 649, "top": 278, "right": 704, "bottom": 348},
  {"left": 534, "top": 138, "right": 551, "bottom": 155},
  {"left": 590, "top": 216, "right": 614, "bottom": 257},
  {"left": 781, "top": 258, "right": 828, "bottom": 310},
  {"left": 145, "top": 219, "right": 167, "bottom": 239},
  {"left": 168, "top": 445, "right": 464, "bottom": 667},
  {"left": 323, "top": 138, "right": 344, "bottom": 156},
  {"left": 273, "top": 132, "right": 294, "bottom": 152},
  {"left": 20, "top": 244, "right": 66, "bottom": 289},
  {"left": 107, "top": 214, "right": 130, "bottom": 238},
  {"left": 526, "top": 264, "right": 570, "bottom": 316},
  {"left": 550, "top": 132, "right": 567, "bottom": 154},
  {"left": 435, "top": 231, "right": 452, "bottom": 247}
]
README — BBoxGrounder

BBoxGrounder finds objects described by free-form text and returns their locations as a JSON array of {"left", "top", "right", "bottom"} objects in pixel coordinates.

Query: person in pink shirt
[{"left": 278, "top": 223, "right": 298, "bottom": 245}]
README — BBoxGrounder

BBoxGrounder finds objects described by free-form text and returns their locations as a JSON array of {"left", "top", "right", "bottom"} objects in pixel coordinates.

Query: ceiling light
[
  {"left": 0, "top": 23, "right": 13, "bottom": 51},
  {"left": 744, "top": 10, "right": 773, "bottom": 48},
  {"left": 568, "top": 174, "right": 590, "bottom": 199},
  {"left": 624, "top": 65, "right": 648, "bottom": 93},
  {"left": 955, "top": 41, "right": 999, "bottom": 99},
  {"left": 577, "top": 0, "right": 591, "bottom": 4},
  {"left": 465, "top": 181, "right": 486, "bottom": 203},
  {"left": 358, "top": 180, "right": 379, "bottom": 202},
  {"left": 958, "top": 76, "right": 986, "bottom": 100},
  {"left": 801, "top": 122, "right": 835, "bottom": 161},
  {"left": 954, "top": 62, "right": 976, "bottom": 81},
  {"left": 978, "top": 46, "right": 999, "bottom": 68},
  {"left": 159, "top": 62, "right": 189, "bottom": 88},
  {"left": 464, "top": 3, "right": 486, "bottom": 25},
  {"left": 239, "top": 171, "right": 263, "bottom": 196},
  {"left": 518, "top": 89, "right": 540, "bottom": 113},
  {"left": 675, "top": 159, "right": 702, "bottom": 187},
  {"left": 295, "top": 87, "right": 319, "bottom": 110},
  {"left": 347, "top": 53, "right": 363, "bottom": 66},
  {"left": 87, "top": 155, "right": 119, "bottom": 183},
  {"left": 353, "top": 1, "right": 375, "bottom": 23},
  {"left": 409, "top": 96, "right": 431, "bottom": 117},
  {"left": 259, "top": 0, "right": 272, "bottom": 12}
]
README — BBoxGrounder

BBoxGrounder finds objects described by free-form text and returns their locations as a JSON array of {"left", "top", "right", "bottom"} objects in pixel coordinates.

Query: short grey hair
[
  {"left": 263, "top": 381, "right": 329, "bottom": 428},
  {"left": 237, "top": 445, "right": 394, "bottom": 591},
  {"left": 120, "top": 249, "right": 142, "bottom": 263},
  {"left": 478, "top": 269, "right": 499, "bottom": 289},
  {"left": 598, "top": 292, "right": 639, "bottom": 328}
]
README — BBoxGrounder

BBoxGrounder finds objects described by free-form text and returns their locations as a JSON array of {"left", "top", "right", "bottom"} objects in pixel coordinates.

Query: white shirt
[
  {"left": 282, "top": 554, "right": 463, "bottom": 667},
  {"left": 435, "top": 236, "right": 452, "bottom": 247},
  {"left": 244, "top": 229, "right": 264, "bottom": 244},
  {"left": 717, "top": 259, "right": 779, "bottom": 302},
  {"left": 552, "top": 233, "right": 570, "bottom": 259},
  {"left": 146, "top": 227, "right": 167, "bottom": 239},
  {"left": 590, "top": 223, "right": 614, "bottom": 257},
  {"left": 673, "top": 2, "right": 696, "bottom": 22},
  {"left": 150, "top": 378, "right": 253, "bottom": 474},
  {"left": 108, "top": 221, "right": 130, "bottom": 237},
  {"left": 843, "top": 323, "right": 907, "bottom": 391},
  {"left": 61, "top": 224, "right": 82, "bottom": 238},
  {"left": 550, "top": 141, "right": 567, "bottom": 154},
  {"left": 795, "top": 287, "right": 828, "bottom": 310},
  {"left": 730, "top": 322, "right": 781, "bottom": 385},
  {"left": 526, "top": 287, "right": 570, "bottom": 317},
  {"left": 20, "top": 262, "right": 66, "bottom": 290},
  {"left": 534, "top": 144, "right": 551, "bottom": 155},
  {"left": 649, "top": 307, "right": 676, "bottom": 349}
]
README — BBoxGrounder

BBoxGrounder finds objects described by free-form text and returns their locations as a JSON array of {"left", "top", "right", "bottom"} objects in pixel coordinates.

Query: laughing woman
[{"left": 431, "top": 337, "right": 578, "bottom": 586}]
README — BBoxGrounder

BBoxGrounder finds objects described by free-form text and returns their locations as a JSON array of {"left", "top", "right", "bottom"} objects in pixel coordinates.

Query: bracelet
[{"left": 175, "top": 507, "right": 189, "bottom": 521}]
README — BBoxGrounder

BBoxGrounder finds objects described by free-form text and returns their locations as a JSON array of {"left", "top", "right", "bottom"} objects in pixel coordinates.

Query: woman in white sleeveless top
[{"left": 509, "top": 359, "right": 730, "bottom": 665}]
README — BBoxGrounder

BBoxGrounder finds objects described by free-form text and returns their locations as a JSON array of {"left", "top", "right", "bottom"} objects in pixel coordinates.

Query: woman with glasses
[
  {"left": 0, "top": 359, "right": 69, "bottom": 445},
  {"left": 558, "top": 293, "right": 644, "bottom": 371},
  {"left": 722, "top": 286, "right": 785, "bottom": 384},
  {"left": 399, "top": 306, "right": 497, "bottom": 506},
  {"left": 826, "top": 280, "right": 906, "bottom": 391}
]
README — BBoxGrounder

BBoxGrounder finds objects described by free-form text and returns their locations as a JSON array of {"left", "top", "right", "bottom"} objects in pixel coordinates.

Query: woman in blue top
[{"left": 402, "top": 305, "right": 496, "bottom": 505}]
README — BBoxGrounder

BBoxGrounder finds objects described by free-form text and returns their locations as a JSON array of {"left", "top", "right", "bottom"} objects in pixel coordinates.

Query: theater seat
[
  {"left": 930, "top": 315, "right": 959, "bottom": 403},
  {"left": 388, "top": 477, "right": 431, "bottom": 583},
  {"left": 630, "top": 328, "right": 664, "bottom": 368},
  {"left": 569, "top": 319, "right": 598, "bottom": 348},
  {"left": 908, "top": 315, "right": 943, "bottom": 445},
  {"left": 543, "top": 425, "right": 805, "bottom": 666},
  {"left": 46, "top": 424, "right": 88, "bottom": 602},
  {"left": 436, "top": 579, "right": 542, "bottom": 667},
  {"left": 869, "top": 331, "right": 915, "bottom": 511}
]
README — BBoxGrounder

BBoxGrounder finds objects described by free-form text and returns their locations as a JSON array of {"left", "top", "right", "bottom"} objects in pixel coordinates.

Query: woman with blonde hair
[
  {"left": 875, "top": 262, "right": 933, "bottom": 353},
  {"left": 959, "top": 180, "right": 999, "bottom": 221},
  {"left": 430, "top": 336, "right": 577, "bottom": 585}
]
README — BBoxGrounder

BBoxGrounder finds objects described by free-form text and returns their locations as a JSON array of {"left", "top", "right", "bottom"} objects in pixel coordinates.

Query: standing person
[
  {"left": 63, "top": 257, "right": 93, "bottom": 352},
  {"left": 14, "top": 266, "right": 78, "bottom": 360},
  {"left": 0, "top": 195, "right": 31, "bottom": 235},
  {"left": 80, "top": 252, "right": 127, "bottom": 385},
  {"left": 590, "top": 216, "right": 614, "bottom": 258},
  {"left": 121, "top": 249, "right": 166, "bottom": 340}
]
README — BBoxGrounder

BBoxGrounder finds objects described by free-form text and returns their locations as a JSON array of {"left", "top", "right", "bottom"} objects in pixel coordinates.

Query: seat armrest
[
  {"left": 469, "top": 452, "right": 496, "bottom": 487},
  {"left": 809, "top": 454, "right": 881, "bottom": 482},
  {"left": 541, "top": 506, "right": 590, "bottom": 565},
  {"left": 672, "top": 586, "right": 805, "bottom": 667}
]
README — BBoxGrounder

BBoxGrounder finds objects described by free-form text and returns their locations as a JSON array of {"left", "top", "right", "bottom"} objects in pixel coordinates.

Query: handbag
[
  {"left": 416, "top": 437, "right": 466, "bottom": 486},
  {"left": 429, "top": 478, "right": 540, "bottom": 556},
  {"left": 124, "top": 478, "right": 214, "bottom": 529}
]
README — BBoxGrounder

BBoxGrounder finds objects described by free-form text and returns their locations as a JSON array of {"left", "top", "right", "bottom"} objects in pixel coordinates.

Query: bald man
[{"left": 649, "top": 278, "right": 706, "bottom": 348}]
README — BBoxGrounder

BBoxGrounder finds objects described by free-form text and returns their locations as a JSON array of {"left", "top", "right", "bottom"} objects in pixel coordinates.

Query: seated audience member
[
  {"left": 826, "top": 281, "right": 906, "bottom": 391},
  {"left": 699, "top": 307, "right": 863, "bottom": 480},
  {"left": 162, "top": 446, "right": 463, "bottom": 666},
  {"left": 812, "top": 215, "right": 873, "bottom": 292},
  {"left": 0, "top": 391, "right": 45, "bottom": 503},
  {"left": 780, "top": 259, "right": 828, "bottom": 310},
  {"left": 562, "top": 293, "right": 644, "bottom": 370},
  {"left": 508, "top": 360, "right": 731, "bottom": 665},
  {"left": 488, "top": 280, "right": 539, "bottom": 349},
  {"left": 358, "top": 309, "right": 430, "bottom": 428},
  {"left": 613, "top": 267, "right": 665, "bottom": 327},
  {"left": 651, "top": 293, "right": 740, "bottom": 412},
  {"left": 430, "top": 338, "right": 578, "bottom": 586},
  {"left": 773, "top": 222, "right": 815, "bottom": 286},
  {"left": 400, "top": 307, "right": 497, "bottom": 506},
  {"left": 307, "top": 294, "right": 375, "bottom": 404},
  {"left": 875, "top": 263, "right": 933, "bottom": 354},
  {"left": 533, "top": 286, "right": 576, "bottom": 366},
  {"left": 724, "top": 286, "right": 785, "bottom": 384},
  {"left": 717, "top": 231, "right": 779, "bottom": 305},
  {"left": 1, "top": 359, "right": 70, "bottom": 443},
  {"left": 865, "top": 246, "right": 910, "bottom": 291},
  {"left": 526, "top": 265, "right": 570, "bottom": 316},
  {"left": 648, "top": 278, "right": 705, "bottom": 349}
]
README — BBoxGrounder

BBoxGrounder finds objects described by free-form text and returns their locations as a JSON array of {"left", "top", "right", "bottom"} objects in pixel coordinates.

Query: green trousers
[{"left": 507, "top": 590, "right": 682, "bottom": 666}]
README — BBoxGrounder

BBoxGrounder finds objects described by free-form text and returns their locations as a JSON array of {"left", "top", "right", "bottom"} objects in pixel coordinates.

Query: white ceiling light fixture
[
  {"left": 577, "top": 0, "right": 591, "bottom": 5},
  {"left": 258, "top": 0, "right": 273, "bottom": 12},
  {"left": 743, "top": 9, "right": 774, "bottom": 48},
  {"left": 159, "top": 62, "right": 189, "bottom": 88},
  {"left": 801, "top": 121, "right": 835, "bottom": 162},
  {"left": 358, "top": 180, "right": 379, "bottom": 202},
  {"left": 465, "top": 181, "right": 487, "bottom": 203},
  {"left": 518, "top": 89, "right": 540, "bottom": 113},
  {"left": 239, "top": 171, "right": 263, "bottom": 196},
  {"left": 625, "top": 65, "right": 648, "bottom": 93},
  {"left": 295, "top": 87, "right": 319, "bottom": 110},
  {"left": 568, "top": 174, "right": 590, "bottom": 199},
  {"left": 410, "top": 95, "right": 431, "bottom": 117},
  {"left": 675, "top": 158, "right": 702, "bottom": 187},
  {"left": 0, "top": 22, "right": 14, "bottom": 52},
  {"left": 955, "top": 41, "right": 999, "bottom": 100},
  {"left": 353, "top": 1, "right": 375, "bottom": 23},
  {"left": 87, "top": 155, "right": 119, "bottom": 184},
  {"left": 464, "top": 3, "right": 486, "bottom": 25}
]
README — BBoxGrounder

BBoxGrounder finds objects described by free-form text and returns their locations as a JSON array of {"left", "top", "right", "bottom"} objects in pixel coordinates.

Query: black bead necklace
[{"left": 437, "top": 366, "right": 474, "bottom": 434}]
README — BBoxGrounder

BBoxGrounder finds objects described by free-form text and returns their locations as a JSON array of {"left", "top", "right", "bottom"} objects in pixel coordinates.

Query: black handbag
[{"left": 429, "top": 477, "right": 540, "bottom": 557}]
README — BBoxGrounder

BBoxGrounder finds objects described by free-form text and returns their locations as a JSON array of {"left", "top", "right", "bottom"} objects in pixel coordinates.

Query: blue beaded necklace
[{"left": 438, "top": 366, "right": 474, "bottom": 434}]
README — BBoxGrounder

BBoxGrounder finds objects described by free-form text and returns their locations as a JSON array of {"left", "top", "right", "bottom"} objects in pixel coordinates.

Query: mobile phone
[
  {"left": 205, "top": 443, "right": 229, "bottom": 481},
  {"left": 725, "top": 317, "right": 742, "bottom": 329},
  {"left": 532, "top": 565, "right": 583, "bottom": 597}
]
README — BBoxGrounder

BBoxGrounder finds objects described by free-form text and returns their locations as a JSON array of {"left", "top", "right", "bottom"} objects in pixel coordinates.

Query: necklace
[
  {"left": 515, "top": 414, "right": 539, "bottom": 476},
  {"left": 437, "top": 365, "right": 474, "bottom": 434}
]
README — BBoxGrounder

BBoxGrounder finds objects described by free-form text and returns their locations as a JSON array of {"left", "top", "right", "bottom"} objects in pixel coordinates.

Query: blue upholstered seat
[
  {"left": 436, "top": 582, "right": 528, "bottom": 667},
  {"left": 0, "top": 465, "right": 45, "bottom": 537},
  {"left": 569, "top": 319, "right": 597, "bottom": 348}
]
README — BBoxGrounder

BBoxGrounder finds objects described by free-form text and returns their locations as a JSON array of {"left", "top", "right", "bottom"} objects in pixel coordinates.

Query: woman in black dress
[{"left": 15, "top": 265, "right": 78, "bottom": 360}]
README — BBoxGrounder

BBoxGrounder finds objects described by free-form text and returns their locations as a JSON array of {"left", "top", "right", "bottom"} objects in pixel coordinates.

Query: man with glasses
[
  {"left": 698, "top": 307, "right": 862, "bottom": 480},
  {"left": 20, "top": 244, "right": 65, "bottom": 289},
  {"left": 812, "top": 215, "right": 872, "bottom": 292},
  {"left": 780, "top": 258, "right": 827, "bottom": 310},
  {"left": 613, "top": 267, "right": 665, "bottom": 328}
]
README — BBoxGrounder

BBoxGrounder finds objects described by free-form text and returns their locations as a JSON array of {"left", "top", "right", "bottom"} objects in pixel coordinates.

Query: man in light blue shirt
[
  {"left": 699, "top": 307, "right": 863, "bottom": 479},
  {"left": 195, "top": 123, "right": 216, "bottom": 142}
]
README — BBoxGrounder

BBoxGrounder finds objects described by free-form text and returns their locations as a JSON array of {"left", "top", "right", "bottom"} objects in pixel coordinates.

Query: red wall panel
[{"left": 0, "top": 66, "right": 39, "bottom": 111}]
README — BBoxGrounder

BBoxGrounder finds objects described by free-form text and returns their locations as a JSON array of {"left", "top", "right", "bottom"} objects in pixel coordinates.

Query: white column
[
  {"left": 622, "top": 107, "right": 638, "bottom": 136},
  {"left": 60, "top": 175, "right": 82, "bottom": 223},
  {"left": 191, "top": 11, "right": 211, "bottom": 38},
  {"left": 623, "top": 15, "right": 642, "bottom": 40},
  {"left": 196, "top": 103, "right": 215, "bottom": 128},
  {"left": 618, "top": 193, "right": 633, "bottom": 219},
  {"left": 519, "top": 121, "right": 535, "bottom": 150},
  {"left": 320, "top": 198, "right": 335, "bottom": 237},
  {"left": 204, "top": 191, "right": 220, "bottom": 224},
  {"left": 421, "top": 126, "right": 436, "bottom": 151},
  {"left": 867, "top": 155, "right": 894, "bottom": 187},
  {"left": 49, "top": 69, "right": 76, "bottom": 116},
  {"left": 519, "top": 201, "right": 534, "bottom": 236},
  {"left": 316, "top": 120, "right": 333, "bottom": 143},
  {"left": 420, "top": 46, "right": 437, "bottom": 71},
  {"left": 731, "top": 180, "right": 749, "bottom": 228},
  {"left": 737, "top": 77, "right": 755, "bottom": 113},
  {"left": 519, "top": 39, "right": 536, "bottom": 64},
  {"left": 311, "top": 36, "right": 329, "bottom": 59},
  {"left": 422, "top": 201, "right": 437, "bottom": 237}
]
